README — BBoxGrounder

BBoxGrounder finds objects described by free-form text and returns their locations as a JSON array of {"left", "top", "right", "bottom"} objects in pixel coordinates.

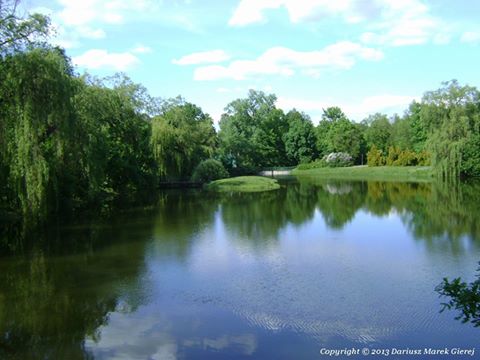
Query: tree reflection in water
[
  {"left": 2, "top": 178, "right": 480, "bottom": 358},
  {"left": 0, "top": 211, "right": 155, "bottom": 359}
]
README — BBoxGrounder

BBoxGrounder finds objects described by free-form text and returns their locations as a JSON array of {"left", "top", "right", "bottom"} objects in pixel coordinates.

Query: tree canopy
[{"left": 151, "top": 98, "right": 216, "bottom": 180}]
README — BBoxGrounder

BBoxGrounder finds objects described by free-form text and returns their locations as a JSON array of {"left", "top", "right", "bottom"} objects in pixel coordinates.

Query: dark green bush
[
  {"left": 191, "top": 159, "right": 229, "bottom": 183},
  {"left": 296, "top": 159, "right": 327, "bottom": 170}
]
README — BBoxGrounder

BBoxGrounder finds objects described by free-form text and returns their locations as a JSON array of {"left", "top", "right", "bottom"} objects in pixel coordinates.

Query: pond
[{"left": 1, "top": 177, "right": 479, "bottom": 359}]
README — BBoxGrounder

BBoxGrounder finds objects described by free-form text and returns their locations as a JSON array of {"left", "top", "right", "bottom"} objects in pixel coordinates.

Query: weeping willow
[
  {"left": 0, "top": 48, "right": 75, "bottom": 218},
  {"left": 422, "top": 81, "right": 480, "bottom": 183},
  {"left": 151, "top": 119, "right": 187, "bottom": 178},
  {"left": 150, "top": 101, "right": 216, "bottom": 180},
  {"left": 428, "top": 127, "right": 466, "bottom": 183}
]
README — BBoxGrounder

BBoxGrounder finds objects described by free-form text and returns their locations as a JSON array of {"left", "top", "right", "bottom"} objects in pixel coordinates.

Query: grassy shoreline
[
  {"left": 206, "top": 176, "right": 280, "bottom": 192},
  {"left": 292, "top": 165, "right": 433, "bottom": 182}
]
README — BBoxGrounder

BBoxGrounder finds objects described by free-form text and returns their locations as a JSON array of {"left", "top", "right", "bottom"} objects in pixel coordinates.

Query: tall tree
[
  {"left": 0, "top": 47, "right": 76, "bottom": 217},
  {"left": 422, "top": 80, "right": 480, "bottom": 180},
  {"left": 74, "top": 74, "right": 157, "bottom": 206},
  {"left": 218, "top": 90, "right": 287, "bottom": 173},
  {"left": 406, "top": 101, "right": 428, "bottom": 152},
  {"left": 151, "top": 98, "right": 216, "bottom": 180},
  {"left": 283, "top": 109, "right": 317, "bottom": 165},
  {"left": 363, "top": 113, "right": 392, "bottom": 153},
  {"left": 316, "top": 107, "right": 363, "bottom": 162}
]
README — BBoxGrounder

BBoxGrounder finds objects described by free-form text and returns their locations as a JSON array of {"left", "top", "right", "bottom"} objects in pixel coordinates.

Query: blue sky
[{"left": 23, "top": 0, "right": 480, "bottom": 124}]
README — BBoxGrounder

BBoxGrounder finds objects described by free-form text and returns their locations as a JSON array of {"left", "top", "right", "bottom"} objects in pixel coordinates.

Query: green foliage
[
  {"left": 461, "top": 134, "right": 480, "bottom": 177},
  {"left": 416, "top": 150, "right": 431, "bottom": 166},
  {"left": 363, "top": 113, "right": 392, "bottom": 153},
  {"left": 422, "top": 80, "right": 480, "bottom": 181},
  {"left": 0, "top": 48, "right": 158, "bottom": 218},
  {"left": 0, "top": 47, "right": 76, "bottom": 217},
  {"left": 330, "top": 119, "right": 363, "bottom": 161},
  {"left": 73, "top": 75, "right": 157, "bottom": 207},
  {"left": 386, "top": 146, "right": 401, "bottom": 166},
  {"left": 295, "top": 159, "right": 327, "bottom": 170},
  {"left": 217, "top": 90, "right": 289, "bottom": 174},
  {"left": 368, "top": 145, "right": 430, "bottom": 167},
  {"left": 436, "top": 263, "right": 480, "bottom": 327},
  {"left": 395, "top": 149, "right": 418, "bottom": 166},
  {"left": 191, "top": 159, "right": 228, "bottom": 183},
  {"left": 283, "top": 109, "right": 317, "bottom": 165},
  {"left": 315, "top": 119, "right": 332, "bottom": 158},
  {"left": 322, "top": 106, "right": 346, "bottom": 122},
  {"left": 151, "top": 99, "right": 216, "bottom": 180},
  {"left": 0, "top": 1, "right": 51, "bottom": 54},
  {"left": 367, "top": 145, "right": 385, "bottom": 166},
  {"left": 315, "top": 107, "right": 363, "bottom": 162},
  {"left": 406, "top": 101, "right": 428, "bottom": 152}
]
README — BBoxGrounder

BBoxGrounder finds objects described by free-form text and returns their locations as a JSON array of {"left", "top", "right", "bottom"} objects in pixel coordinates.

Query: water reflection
[
  {"left": 217, "top": 178, "right": 480, "bottom": 254},
  {"left": 0, "top": 213, "right": 154, "bottom": 359},
  {"left": 151, "top": 190, "right": 219, "bottom": 261},
  {"left": 1, "top": 178, "right": 480, "bottom": 358},
  {"left": 220, "top": 182, "right": 317, "bottom": 245}
]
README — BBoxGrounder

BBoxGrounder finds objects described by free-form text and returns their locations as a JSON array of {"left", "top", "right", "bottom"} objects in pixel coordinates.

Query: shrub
[
  {"left": 191, "top": 159, "right": 229, "bottom": 183},
  {"left": 367, "top": 145, "right": 385, "bottom": 166},
  {"left": 369, "top": 146, "right": 431, "bottom": 167},
  {"left": 386, "top": 146, "right": 401, "bottom": 166},
  {"left": 296, "top": 158, "right": 327, "bottom": 170},
  {"left": 323, "top": 152, "right": 353, "bottom": 167},
  {"left": 417, "top": 150, "right": 431, "bottom": 166},
  {"left": 394, "top": 149, "right": 417, "bottom": 166}
]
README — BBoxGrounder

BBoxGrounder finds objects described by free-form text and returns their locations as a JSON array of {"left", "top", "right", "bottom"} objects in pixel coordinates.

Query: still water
[{"left": 1, "top": 178, "right": 479, "bottom": 359}]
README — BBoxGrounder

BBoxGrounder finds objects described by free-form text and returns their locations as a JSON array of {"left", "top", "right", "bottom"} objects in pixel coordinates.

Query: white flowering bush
[{"left": 323, "top": 152, "right": 353, "bottom": 167}]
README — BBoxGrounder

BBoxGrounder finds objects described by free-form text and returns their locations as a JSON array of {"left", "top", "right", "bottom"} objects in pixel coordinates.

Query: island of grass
[
  {"left": 292, "top": 165, "right": 433, "bottom": 182},
  {"left": 206, "top": 176, "right": 280, "bottom": 192}
]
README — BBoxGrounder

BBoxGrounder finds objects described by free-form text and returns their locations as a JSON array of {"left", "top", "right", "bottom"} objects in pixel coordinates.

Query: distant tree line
[{"left": 1, "top": 4, "right": 480, "bottom": 220}]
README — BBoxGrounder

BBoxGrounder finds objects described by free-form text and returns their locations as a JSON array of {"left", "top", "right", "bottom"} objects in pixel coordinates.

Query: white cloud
[
  {"left": 193, "top": 42, "right": 383, "bottom": 81},
  {"left": 228, "top": 0, "right": 282, "bottom": 27},
  {"left": 173, "top": 50, "right": 231, "bottom": 65},
  {"left": 229, "top": 0, "right": 449, "bottom": 47},
  {"left": 228, "top": 0, "right": 370, "bottom": 27},
  {"left": 43, "top": 0, "right": 156, "bottom": 48},
  {"left": 72, "top": 49, "right": 140, "bottom": 70},
  {"left": 460, "top": 31, "right": 480, "bottom": 44},
  {"left": 277, "top": 94, "right": 418, "bottom": 122},
  {"left": 359, "top": 0, "right": 447, "bottom": 47},
  {"left": 57, "top": 0, "right": 97, "bottom": 26}
]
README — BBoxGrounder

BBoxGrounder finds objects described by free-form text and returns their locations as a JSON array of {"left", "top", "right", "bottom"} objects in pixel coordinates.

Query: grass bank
[
  {"left": 206, "top": 176, "right": 280, "bottom": 192},
  {"left": 292, "top": 165, "right": 433, "bottom": 182}
]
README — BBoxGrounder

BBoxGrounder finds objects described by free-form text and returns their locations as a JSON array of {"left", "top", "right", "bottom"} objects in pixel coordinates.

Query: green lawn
[
  {"left": 206, "top": 176, "right": 280, "bottom": 192},
  {"left": 292, "top": 165, "right": 433, "bottom": 182}
]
